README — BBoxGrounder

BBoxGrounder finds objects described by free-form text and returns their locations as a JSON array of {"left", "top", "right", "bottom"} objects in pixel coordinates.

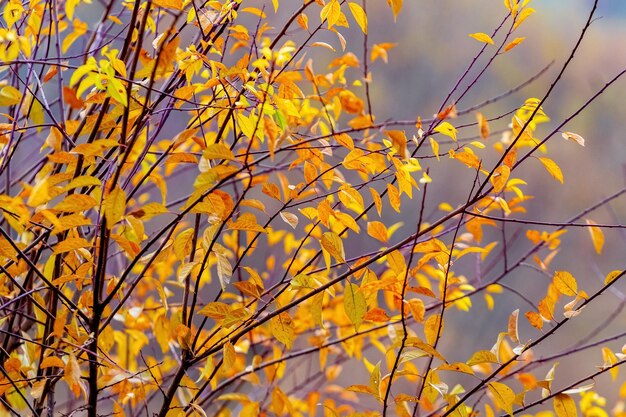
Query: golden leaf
[
  {"left": 348, "top": 2, "right": 367, "bottom": 33},
  {"left": 321, "top": 232, "right": 345, "bottom": 263},
  {"left": 367, "top": 221, "right": 388, "bottom": 243},
  {"left": 553, "top": 271, "right": 578, "bottom": 296},
  {"left": 585, "top": 219, "right": 604, "bottom": 254},
  {"left": 538, "top": 157, "right": 563, "bottom": 184},
  {"left": 270, "top": 312, "right": 295, "bottom": 349},
  {"left": 553, "top": 394, "right": 578, "bottom": 417},
  {"left": 104, "top": 186, "right": 126, "bottom": 228},
  {"left": 468, "top": 32, "right": 494, "bottom": 45},
  {"left": 488, "top": 382, "right": 515, "bottom": 416},
  {"left": 344, "top": 282, "right": 366, "bottom": 330}
]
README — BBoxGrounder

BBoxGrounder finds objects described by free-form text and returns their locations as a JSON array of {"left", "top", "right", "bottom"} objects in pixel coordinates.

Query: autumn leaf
[
  {"left": 270, "top": 312, "right": 295, "bottom": 349},
  {"left": 321, "top": 232, "right": 345, "bottom": 263},
  {"left": 104, "top": 186, "right": 126, "bottom": 228},
  {"left": 553, "top": 394, "right": 578, "bottom": 417},
  {"left": 585, "top": 219, "right": 604, "bottom": 254},
  {"left": 320, "top": 0, "right": 341, "bottom": 29},
  {"left": 468, "top": 32, "right": 494, "bottom": 44},
  {"left": 54, "top": 237, "right": 91, "bottom": 254},
  {"left": 505, "top": 37, "right": 526, "bottom": 52},
  {"left": 344, "top": 282, "right": 366, "bottom": 330},
  {"left": 64, "top": 354, "right": 82, "bottom": 397},
  {"left": 538, "top": 157, "right": 564, "bottom": 184},
  {"left": 387, "top": 0, "right": 403, "bottom": 20},
  {"left": 467, "top": 350, "right": 499, "bottom": 366},
  {"left": 491, "top": 165, "right": 510, "bottom": 193},
  {"left": 434, "top": 122, "right": 457, "bottom": 141},
  {"left": 561, "top": 131, "right": 585, "bottom": 146},
  {"left": 348, "top": 2, "right": 367, "bottom": 33},
  {"left": 488, "top": 382, "right": 515, "bottom": 416},
  {"left": 367, "top": 221, "right": 389, "bottom": 243},
  {"left": 424, "top": 314, "right": 443, "bottom": 346}
]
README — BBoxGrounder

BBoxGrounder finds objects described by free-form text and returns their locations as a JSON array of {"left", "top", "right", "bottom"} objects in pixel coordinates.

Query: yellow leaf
[
  {"left": 367, "top": 221, "right": 388, "bottom": 243},
  {"left": 553, "top": 394, "right": 578, "bottom": 417},
  {"left": 467, "top": 350, "right": 499, "bottom": 366},
  {"left": 424, "top": 314, "right": 443, "bottom": 346},
  {"left": 311, "top": 42, "right": 336, "bottom": 52},
  {"left": 450, "top": 149, "right": 481, "bottom": 169},
  {"left": 553, "top": 271, "right": 578, "bottom": 296},
  {"left": 24, "top": 91, "right": 44, "bottom": 129},
  {"left": 538, "top": 295, "right": 556, "bottom": 321},
  {"left": 344, "top": 282, "right": 366, "bottom": 331},
  {"left": 504, "top": 37, "right": 525, "bottom": 52},
  {"left": 262, "top": 183, "right": 281, "bottom": 201},
  {"left": 27, "top": 177, "right": 51, "bottom": 207},
  {"left": 491, "top": 166, "right": 510, "bottom": 193},
  {"left": 62, "top": 19, "right": 88, "bottom": 53},
  {"left": 348, "top": 2, "right": 367, "bottom": 33},
  {"left": 223, "top": 341, "right": 236, "bottom": 368},
  {"left": 334, "top": 133, "right": 355, "bottom": 150},
  {"left": 434, "top": 122, "right": 457, "bottom": 141},
  {"left": 370, "top": 188, "right": 383, "bottom": 216},
  {"left": 602, "top": 347, "right": 619, "bottom": 381},
  {"left": 386, "top": 250, "right": 406, "bottom": 275},
  {"left": 488, "top": 382, "right": 515, "bottom": 416},
  {"left": 513, "top": 7, "right": 535, "bottom": 30},
  {"left": 430, "top": 137, "right": 440, "bottom": 161},
  {"left": 173, "top": 228, "right": 194, "bottom": 261},
  {"left": 40, "top": 356, "right": 66, "bottom": 368},
  {"left": 54, "top": 237, "right": 91, "bottom": 254},
  {"left": 334, "top": 211, "right": 359, "bottom": 233},
  {"left": 229, "top": 212, "right": 267, "bottom": 233},
  {"left": 0, "top": 85, "right": 22, "bottom": 106},
  {"left": 105, "top": 186, "right": 126, "bottom": 228},
  {"left": 538, "top": 157, "right": 563, "bottom": 184},
  {"left": 321, "top": 232, "right": 345, "bottom": 263},
  {"left": 468, "top": 32, "right": 494, "bottom": 45},
  {"left": 438, "top": 362, "right": 474, "bottom": 375},
  {"left": 387, "top": 183, "right": 401, "bottom": 212},
  {"left": 407, "top": 299, "right": 425, "bottom": 323},
  {"left": 586, "top": 219, "right": 604, "bottom": 254},
  {"left": 476, "top": 112, "right": 490, "bottom": 139},
  {"left": 203, "top": 143, "right": 235, "bottom": 161},
  {"left": 152, "top": 0, "right": 183, "bottom": 10},
  {"left": 387, "top": 0, "right": 403, "bottom": 20},
  {"left": 371, "top": 43, "right": 397, "bottom": 63},
  {"left": 270, "top": 312, "right": 295, "bottom": 349},
  {"left": 54, "top": 194, "right": 98, "bottom": 213},
  {"left": 320, "top": 0, "right": 341, "bottom": 29},
  {"left": 198, "top": 302, "right": 231, "bottom": 320},
  {"left": 385, "top": 130, "right": 408, "bottom": 159},
  {"left": 605, "top": 270, "right": 623, "bottom": 285},
  {"left": 64, "top": 354, "right": 82, "bottom": 397}
]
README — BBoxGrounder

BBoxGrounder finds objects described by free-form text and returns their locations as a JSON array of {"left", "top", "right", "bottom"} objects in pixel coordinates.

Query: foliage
[{"left": 0, "top": 0, "right": 624, "bottom": 416}]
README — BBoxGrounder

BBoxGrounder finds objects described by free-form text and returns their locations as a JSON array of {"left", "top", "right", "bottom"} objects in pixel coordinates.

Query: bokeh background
[{"left": 356, "top": 0, "right": 626, "bottom": 405}]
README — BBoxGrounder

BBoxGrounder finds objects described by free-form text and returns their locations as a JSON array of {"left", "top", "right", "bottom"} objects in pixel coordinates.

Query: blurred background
[{"left": 355, "top": 0, "right": 626, "bottom": 404}]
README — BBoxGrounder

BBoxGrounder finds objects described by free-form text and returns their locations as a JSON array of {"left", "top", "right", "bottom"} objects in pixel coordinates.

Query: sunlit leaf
[
  {"left": 468, "top": 32, "right": 494, "bottom": 45},
  {"left": 553, "top": 394, "right": 578, "bottom": 417},
  {"left": 585, "top": 219, "right": 604, "bottom": 254}
]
